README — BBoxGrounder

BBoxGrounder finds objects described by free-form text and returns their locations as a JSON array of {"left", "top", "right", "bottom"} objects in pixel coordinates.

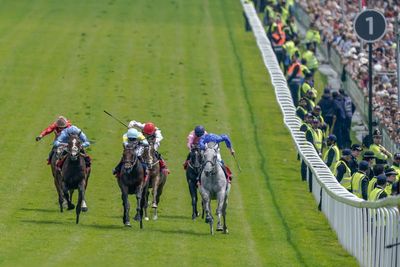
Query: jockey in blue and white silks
[
  {"left": 199, "top": 133, "right": 235, "bottom": 182},
  {"left": 54, "top": 125, "right": 90, "bottom": 148},
  {"left": 199, "top": 133, "right": 235, "bottom": 159}
]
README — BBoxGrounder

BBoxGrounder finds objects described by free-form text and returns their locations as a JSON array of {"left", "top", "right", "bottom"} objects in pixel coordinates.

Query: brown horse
[
  {"left": 142, "top": 141, "right": 167, "bottom": 220},
  {"left": 50, "top": 146, "right": 74, "bottom": 212},
  {"left": 61, "top": 134, "right": 88, "bottom": 224},
  {"left": 117, "top": 144, "right": 147, "bottom": 228}
]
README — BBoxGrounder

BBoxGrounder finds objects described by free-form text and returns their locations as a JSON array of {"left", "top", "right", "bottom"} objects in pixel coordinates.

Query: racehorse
[
  {"left": 60, "top": 134, "right": 89, "bottom": 224},
  {"left": 50, "top": 146, "right": 73, "bottom": 212},
  {"left": 186, "top": 144, "right": 203, "bottom": 220},
  {"left": 142, "top": 140, "right": 167, "bottom": 220},
  {"left": 199, "top": 142, "right": 229, "bottom": 235},
  {"left": 117, "top": 144, "right": 147, "bottom": 228}
]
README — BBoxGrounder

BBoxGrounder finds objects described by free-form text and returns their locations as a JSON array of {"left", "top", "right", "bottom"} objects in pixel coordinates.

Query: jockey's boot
[
  {"left": 221, "top": 165, "right": 233, "bottom": 183},
  {"left": 47, "top": 150, "right": 54, "bottom": 165},
  {"left": 112, "top": 161, "right": 123, "bottom": 176},
  {"left": 183, "top": 160, "right": 189, "bottom": 170},
  {"left": 159, "top": 159, "right": 170, "bottom": 175},
  {"left": 84, "top": 155, "right": 91, "bottom": 168}
]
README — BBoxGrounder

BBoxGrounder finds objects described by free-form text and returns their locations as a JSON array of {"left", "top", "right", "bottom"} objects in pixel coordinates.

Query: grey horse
[{"left": 199, "top": 142, "right": 229, "bottom": 235}]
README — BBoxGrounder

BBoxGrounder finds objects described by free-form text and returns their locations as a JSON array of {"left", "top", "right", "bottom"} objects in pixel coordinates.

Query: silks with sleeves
[
  {"left": 54, "top": 126, "right": 90, "bottom": 148},
  {"left": 199, "top": 133, "right": 232, "bottom": 150}
]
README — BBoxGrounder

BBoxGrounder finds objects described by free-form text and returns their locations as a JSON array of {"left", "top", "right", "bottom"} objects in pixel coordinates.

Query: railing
[{"left": 241, "top": 1, "right": 400, "bottom": 266}]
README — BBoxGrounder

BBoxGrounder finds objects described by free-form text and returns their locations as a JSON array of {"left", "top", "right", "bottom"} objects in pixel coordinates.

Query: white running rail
[{"left": 241, "top": 1, "right": 400, "bottom": 266}]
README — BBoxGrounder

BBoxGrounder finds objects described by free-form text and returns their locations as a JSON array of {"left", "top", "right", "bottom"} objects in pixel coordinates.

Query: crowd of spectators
[{"left": 297, "top": 0, "right": 400, "bottom": 145}]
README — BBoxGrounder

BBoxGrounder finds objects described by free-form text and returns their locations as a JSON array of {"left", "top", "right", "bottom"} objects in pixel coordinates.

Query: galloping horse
[
  {"left": 60, "top": 134, "right": 89, "bottom": 224},
  {"left": 200, "top": 142, "right": 229, "bottom": 235},
  {"left": 50, "top": 146, "right": 73, "bottom": 212},
  {"left": 117, "top": 144, "right": 147, "bottom": 228},
  {"left": 186, "top": 144, "right": 203, "bottom": 220},
  {"left": 142, "top": 140, "right": 167, "bottom": 220}
]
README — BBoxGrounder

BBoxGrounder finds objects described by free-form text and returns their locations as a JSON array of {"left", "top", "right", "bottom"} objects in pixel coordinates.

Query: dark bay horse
[
  {"left": 117, "top": 144, "right": 147, "bottom": 228},
  {"left": 142, "top": 141, "right": 167, "bottom": 220},
  {"left": 199, "top": 142, "right": 229, "bottom": 235},
  {"left": 186, "top": 144, "right": 203, "bottom": 220},
  {"left": 61, "top": 134, "right": 88, "bottom": 224},
  {"left": 50, "top": 146, "right": 73, "bottom": 212}
]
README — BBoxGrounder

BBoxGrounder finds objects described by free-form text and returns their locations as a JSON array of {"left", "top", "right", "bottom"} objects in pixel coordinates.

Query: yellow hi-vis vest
[
  {"left": 368, "top": 187, "right": 385, "bottom": 201},
  {"left": 333, "top": 160, "right": 351, "bottom": 190},
  {"left": 351, "top": 171, "right": 366, "bottom": 199},
  {"left": 367, "top": 177, "right": 377, "bottom": 197},
  {"left": 392, "top": 164, "right": 400, "bottom": 182},
  {"left": 323, "top": 144, "right": 340, "bottom": 171},
  {"left": 310, "top": 128, "right": 323, "bottom": 154},
  {"left": 384, "top": 182, "right": 393, "bottom": 196}
]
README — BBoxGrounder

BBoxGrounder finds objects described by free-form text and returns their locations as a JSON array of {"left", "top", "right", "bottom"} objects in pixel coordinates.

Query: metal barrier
[{"left": 241, "top": 2, "right": 400, "bottom": 266}]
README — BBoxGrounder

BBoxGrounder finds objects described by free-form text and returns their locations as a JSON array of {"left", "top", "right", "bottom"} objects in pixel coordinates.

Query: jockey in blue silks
[
  {"left": 54, "top": 125, "right": 90, "bottom": 148},
  {"left": 54, "top": 125, "right": 91, "bottom": 168},
  {"left": 199, "top": 133, "right": 235, "bottom": 182}
]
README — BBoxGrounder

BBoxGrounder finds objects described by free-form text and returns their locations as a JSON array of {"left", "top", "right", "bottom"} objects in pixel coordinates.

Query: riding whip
[
  {"left": 386, "top": 242, "right": 400, "bottom": 248},
  {"left": 232, "top": 154, "right": 242, "bottom": 172},
  {"left": 103, "top": 110, "right": 128, "bottom": 128}
]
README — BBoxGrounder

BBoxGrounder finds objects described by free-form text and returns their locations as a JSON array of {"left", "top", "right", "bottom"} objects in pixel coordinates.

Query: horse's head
[
  {"left": 67, "top": 134, "right": 82, "bottom": 161},
  {"left": 203, "top": 142, "right": 218, "bottom": 177},
  {"left": 122, "top": 144, "right": 138, "bottom": 172},
  {"left": 189, "top": 144, "right": 202, "bottom": 171},
  {"left": 143, "top": 141, "right": 157, "bottom": 169}
]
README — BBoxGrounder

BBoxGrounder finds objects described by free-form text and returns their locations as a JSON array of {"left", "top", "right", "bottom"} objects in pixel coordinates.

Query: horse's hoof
[
  {"left": 144, "top": 217, "right": 149, "bottom": 221},
  {"left": 205, "top": 216, "right": 213, "bottom": 224},
  {"left": 133, "top": 214, "right": 140, "bottom": 221},
  {"left": 62, "top": 200, "right": 68, "bottom": 209},
  {"left": 223, "top": 228, "right": 229, "bottom": 234},
  {"left": 152, "top": 203, "right": 158, "bottom": 208},
  {"left": 67, "top": 204, "right": 75, "bottom": 210},
  {"left": 216, "top": 225, "right": 223, "bottom": 231},
  {"left": 153, "top": 215, "right": 158, "bottom": 221},
  {"left": 192, "top": 214, "right": 197, "bottom": 220},
  {"left": 81, "top": 201, "right": 88, "bottom": 212},
  {"left": 124, "top": 222, "right": 132, "bottom": 227}
]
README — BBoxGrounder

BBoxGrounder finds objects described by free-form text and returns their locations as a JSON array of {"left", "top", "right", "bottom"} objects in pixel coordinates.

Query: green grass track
[{"left": 0, "top": 1, "right": 357, "bottom": 266}]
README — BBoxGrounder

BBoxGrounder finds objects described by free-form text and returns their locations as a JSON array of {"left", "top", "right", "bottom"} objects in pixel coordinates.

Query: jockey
[
  {"left": 183, "top": 125, "right": 208, "bottom": 170},
  {"left": 128, "top": 120, "right": 169, "bottom": 175},
  {"left": 199, "top": 133, "right": 235, "bottom": 182},
  {"left": 36, "top": 116, "right": 72, "bottom": 164},
  {"left": 54, "top": 125, "right": 91, "bottom": 169},
  {"left": 112, "top": 128, "right": 149, "bottom": 176}
]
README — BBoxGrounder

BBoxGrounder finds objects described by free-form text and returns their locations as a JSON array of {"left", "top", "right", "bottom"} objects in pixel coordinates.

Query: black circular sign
[{"left": 354, "top": 10, "right": 387, "bottom": 42}]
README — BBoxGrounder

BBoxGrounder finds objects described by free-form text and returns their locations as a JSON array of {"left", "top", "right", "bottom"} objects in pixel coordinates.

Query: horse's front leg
[
  {"left": 136, "top": 185, "right": 144, "bottom": 229},
  {"left": 120, "top": 184, "right": 131, "bottom": 227},
  {"left": 76, "top": 181, "right": 85, "bottom": 224},
  {"left": 151, "top": 174, "right": 159, "bottom": 208},
  {"left": 187, "top": 178, "right": 198, "bottom": 220},
  {"left": 216, "top": 190, "right": 226, "bottom": 232}
]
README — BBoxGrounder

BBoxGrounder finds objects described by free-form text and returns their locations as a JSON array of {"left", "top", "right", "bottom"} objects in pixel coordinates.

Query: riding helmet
[
  {"left": 127, "top": 128, "right": 140, "bottom": 139},
  {"left": 194, "top": 125, "right": 205, "bottom": 137},
  {"left": 143, "top": 122, "right": 156, "bottom": 135},
  {"left": 56, "top": 116, "right": 68, "bottom": 128}
]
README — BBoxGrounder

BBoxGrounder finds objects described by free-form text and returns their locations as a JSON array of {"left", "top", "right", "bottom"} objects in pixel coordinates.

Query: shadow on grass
[
  {"left": 20, "top": 208, "right": 59, "bottom": 213},
  {"left": 151, "top": 227, "right": 209, "bottom": 236},
  {"left": 20, "top": 219, "right": 123, "bottom": 230}
]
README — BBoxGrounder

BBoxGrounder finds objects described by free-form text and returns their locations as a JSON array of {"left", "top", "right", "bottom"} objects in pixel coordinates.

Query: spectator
[
  {"left": 318, "top": 88, "right": 336, "bottom": 132},
  {"left": 339, "top": 89, "right": 355, "bottom": 148},
  {"left": 332, "top": 91, "right": 346, "bottom": 148}
]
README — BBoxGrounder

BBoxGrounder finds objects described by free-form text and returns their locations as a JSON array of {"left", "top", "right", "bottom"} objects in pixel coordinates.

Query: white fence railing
[{"left": 241, "top": 1, "right": 400, "bottom": 266}]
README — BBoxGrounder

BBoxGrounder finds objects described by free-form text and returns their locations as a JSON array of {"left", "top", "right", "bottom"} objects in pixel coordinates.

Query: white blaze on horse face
[{"left": 71, "top": 139, "right": 79, "bottom": 156}]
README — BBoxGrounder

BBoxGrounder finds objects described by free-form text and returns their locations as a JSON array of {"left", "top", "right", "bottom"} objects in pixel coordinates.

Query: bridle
[
  {"left": 68, "top": 136, "right": 83, "bottom": 161},
  {"left": 203, "top": 147, "right": 218, "bottom": 176},
  {"left": 122, "top": 146, "right": 138, "bottom": 171},
  {"left": 188, "top": 146, "right": 202, "bottom": 172},
  {"left": 144, "top": 141, "right": 159, "bottom": 169}
]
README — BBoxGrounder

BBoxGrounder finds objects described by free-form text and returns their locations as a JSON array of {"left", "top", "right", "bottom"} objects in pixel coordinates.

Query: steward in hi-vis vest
[
  {"left": 369, "top": 129, "right": 392, "bottom": 165},
  {"left": 368, "top": 174, "right": 387, "bottom": 201},
  {"left": 351, "top": 161, "right": 369, "bottom": 200},
  {"left": 323, "top": 134, "right": 340, "bottom": 172},
  {"left": 306, "top": 117, "right": 323, "bottom": 157},
  {"left": 384, "top": 168, "right": 397, "bottom": 196},
  {"left": 348, "top": 144, "right": 362, "bottom": 175},
  {"left": 367, "top": 164, "right": 385, "bottom": 197},
  {"left": 333, "top": 149, "right": 352, "bottom": 191}
]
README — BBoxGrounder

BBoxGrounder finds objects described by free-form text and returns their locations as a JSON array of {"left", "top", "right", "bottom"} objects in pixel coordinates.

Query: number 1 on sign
[{"left": 366, "top": 17, "right": 373, "bottom": 35}]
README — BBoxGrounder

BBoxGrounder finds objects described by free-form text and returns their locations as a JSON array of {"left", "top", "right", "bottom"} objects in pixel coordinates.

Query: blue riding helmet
[
  {"left": 127, "top": 128, "right": 140, "bottom": 139},
  {"left": 194, "top": 125, "right": 205, "bottom": 137}
]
